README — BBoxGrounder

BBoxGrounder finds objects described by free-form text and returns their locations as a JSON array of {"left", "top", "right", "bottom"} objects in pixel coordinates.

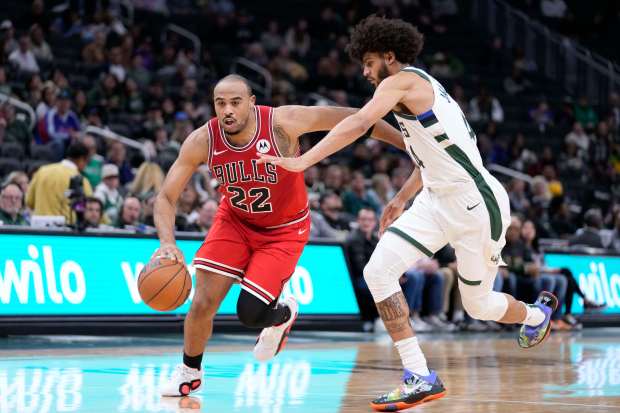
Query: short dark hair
[
  {"left": 85, "top": 196, "right": 103, "bottom": 210},
  {"left": 319, "top": 191, "right": 340, "bottom": 205},
  {"left": 347, "top": 15, "right": 425, "bottom": 64},
  {"left": 65, "top": 141, "right": 89, "bottom": 160},
  {"left": 215, "top": 74, "right": 253, "bottom": 96}
]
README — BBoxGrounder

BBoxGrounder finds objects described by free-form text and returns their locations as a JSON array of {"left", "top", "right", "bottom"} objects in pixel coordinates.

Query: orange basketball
[{"left": 138, "top": 257, "right": 192, "bottom": 311}]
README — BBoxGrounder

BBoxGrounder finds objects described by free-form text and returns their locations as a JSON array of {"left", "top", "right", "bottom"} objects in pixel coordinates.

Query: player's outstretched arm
[
  {"left": 274, "top": 105, "right": 405, "bottom": 151},
  {"left": 154, "top": 127, "right": 209, "bottom": 262},
  {"left": 258, "top": 75, "right": 409, "bottom": 171}
]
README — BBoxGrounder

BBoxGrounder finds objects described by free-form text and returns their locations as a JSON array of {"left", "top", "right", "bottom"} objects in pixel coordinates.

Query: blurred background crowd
[{"left": 0, "top": 0, "right": 617, "bottom": 332}]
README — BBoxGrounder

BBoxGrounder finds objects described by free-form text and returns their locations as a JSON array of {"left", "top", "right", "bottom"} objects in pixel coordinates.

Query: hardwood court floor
[{"left": 0, "top": 328, "right": 619, "bottom": 413}]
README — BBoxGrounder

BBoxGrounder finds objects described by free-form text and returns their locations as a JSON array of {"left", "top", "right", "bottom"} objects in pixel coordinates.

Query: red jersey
[{"left": 206, "top": 105, "right": 309, "bottom": 228}]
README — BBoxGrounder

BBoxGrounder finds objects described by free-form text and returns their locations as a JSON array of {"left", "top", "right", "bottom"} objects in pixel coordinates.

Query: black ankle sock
[{"left": 183, "top": 352, "right": 203, "bottom": 370}]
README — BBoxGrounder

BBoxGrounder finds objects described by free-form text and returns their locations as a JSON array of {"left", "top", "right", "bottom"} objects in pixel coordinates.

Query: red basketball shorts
[{"left": 193, "top": 206, "right": 310, "bottom": 305}]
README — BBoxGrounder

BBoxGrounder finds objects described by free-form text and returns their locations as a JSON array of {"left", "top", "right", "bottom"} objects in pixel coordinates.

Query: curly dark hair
[{"left": 347, "top": 15, "right": 425, "bottom": 64}]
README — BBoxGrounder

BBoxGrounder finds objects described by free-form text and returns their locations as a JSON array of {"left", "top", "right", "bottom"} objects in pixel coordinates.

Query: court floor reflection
[{"left": 1, "top": 330, "right": 619, "bottom": 412}]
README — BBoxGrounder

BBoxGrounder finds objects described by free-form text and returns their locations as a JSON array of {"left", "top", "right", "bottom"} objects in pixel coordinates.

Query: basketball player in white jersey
[{"left": 258, "top": 15, "right": 558, "bottom": 411}]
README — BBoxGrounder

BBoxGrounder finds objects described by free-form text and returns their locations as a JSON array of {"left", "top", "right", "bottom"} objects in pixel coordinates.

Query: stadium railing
[{"left": 471, "top": 0, "right": 620, "bottom": 104}]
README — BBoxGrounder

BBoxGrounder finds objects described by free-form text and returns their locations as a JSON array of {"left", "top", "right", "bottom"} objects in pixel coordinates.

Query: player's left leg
[{"left": 240, "top": 218, "right": 310, "bottom": 361}]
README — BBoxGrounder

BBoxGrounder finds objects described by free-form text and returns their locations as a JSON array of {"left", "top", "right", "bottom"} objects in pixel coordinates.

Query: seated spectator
[
  {"left": 502, "top": 216, "right": 559, "bottom": 304},
  {"left": 310, "top": 191, "right": 352, "bottom": 239},
  {"left": 82, "top": 197, "right": 106, "bottom": 229},
  {"left": 88, "top": 73, "right": 123, "bottom": 114},
  {"left": 528, "top": 99, "right": 554, "bottom": 133},
  {"left": 521, "top": 219, "right": 568, "bottom": 330},
  {"left": 38, "top": 89, "right": 80, "bottom": 157},
  {"left": 558, "top": 140, "right": 586, "bottom": 176},
  {"left": 503, "top": 65, "right": 531, "bottom": 95},
  {"left": 549, "top": 197, "right": 577, "bottom": 238},
  {"left": 569, "top": 208, "right": 605, "bottom": 248},
  {"left": 468, "top": 85, "right": 504, "bottom": 124},
  {"left": 367, "top": 173, "right": 394, "bottom": 213},
  {"left": 177, "top": 182, "right": 201, "bottom": 226},
  {"left": 9, "top": 34, "right": 39, "bottom": 73},
  {"left": 323, "top": 164, "right": 345, "bottom": 194},
  {"left": 507, "top": 178, "right": 530, "bottom": 214},
  {"left": 95, "top": 164, "right": 123, "bottom": 223},
  {"left": 4, "top": 171, "right": 29, "bottom": 195},
  {"left": 115, "top": 196, "right": 142, "bottom": 230},
  {"left": 428, "top": 51, "right": 463, "bottom": 79},
  {"left": 188, "top": 199, "right": 219, "bottom": 233},
  {"left": 342, "top": 171, "right": 381, "bottom": 216},
  {"left": 29, "top": 23, "right": 53, "bottom": 63},
  {"left": 574, "top": 96, "right": 598, "bottom": 130},
  {"left": 26, "top": 141, "right": 93, "bottom": 224},
  {"left": 0, "top": 183, "right": 27, "bottom": 225},
  {"left": 106, "top": 141, "right": 134, "bottom": 185},
  {"left": 403, "top": 257, "right": 452, "bottom": 332},
  {"left": 564, "top": 121, "right": 590, "bottom": 154},
  {"left": 542, "top": 165, "right": 563, "bottom": 198},
  {"left": 36, "top": 81, "right": 58, "bottom": 119},
  {"left": 346, "top": 208, "right": 381, "bottom": 328},
  {"left": 129, "top": 162, "right": 164, "bottom": 200},
  {"left": 0, "top": 103, "right": 32, "bottom": 155}
]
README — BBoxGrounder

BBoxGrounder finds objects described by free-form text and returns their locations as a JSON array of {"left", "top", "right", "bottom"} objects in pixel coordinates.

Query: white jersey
[{"left": 393, "top": 66, "right": 488, "bottom": 192}]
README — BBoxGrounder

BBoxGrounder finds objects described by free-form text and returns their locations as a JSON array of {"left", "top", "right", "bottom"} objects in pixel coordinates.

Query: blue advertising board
[
  {"left": 0, "top": 233, "right": 359, "bottom": 316},
  {"left": 544, "top": 252, "right": 620, "bottom": 314}
]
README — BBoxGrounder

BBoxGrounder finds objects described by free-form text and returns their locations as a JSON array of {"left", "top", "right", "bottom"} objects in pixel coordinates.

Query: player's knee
[
  {"left": 236, "top": 290, "right": 271, "bottom": 328},
  {"left": 190, "top": 294, "right": 219, "bottom": 319},
  {"left": 461, "top": 291, "right": 508, "bottom": 321},
  {"left": 363, "top": 258, "right": 401, "bottom": 303}
]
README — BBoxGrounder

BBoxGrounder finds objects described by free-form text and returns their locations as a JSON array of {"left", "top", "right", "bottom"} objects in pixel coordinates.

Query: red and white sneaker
[
  {"left": 253, "top": 296, "right": 298, "bottom": 362},
  {"left": 160, "top": 364, "right": 202, "bottom": 397}
]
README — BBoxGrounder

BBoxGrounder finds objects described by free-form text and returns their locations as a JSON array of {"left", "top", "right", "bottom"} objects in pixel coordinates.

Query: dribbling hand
[
  {"left": 154, "top": 242, "right": 185, "bottom": 264},
  {"left": 379, "top": 198, "right": 406, "bottom": 236},
  {"left": 255, "top": 153, "right": 308, "bottom": 172}
]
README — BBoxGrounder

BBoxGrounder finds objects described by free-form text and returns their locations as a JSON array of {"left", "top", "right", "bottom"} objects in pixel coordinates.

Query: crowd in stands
[{"left": 0, "top": 0, "right": 616, "bottom": 331}]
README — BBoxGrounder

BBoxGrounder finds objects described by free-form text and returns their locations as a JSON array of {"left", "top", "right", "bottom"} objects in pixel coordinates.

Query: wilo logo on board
[
  {"left": 578, "top": 261, "right": 620, "bottom": 309},
  {"left": 0, "top": 245, "right": 86, "bottom": 305}
]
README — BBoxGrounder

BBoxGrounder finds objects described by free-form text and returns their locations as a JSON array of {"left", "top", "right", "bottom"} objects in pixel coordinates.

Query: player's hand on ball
[
  {"left": 155, "top": 242, "right": 185, "bottom": 264},
  {"left": 256, "top": 153, "right": 307, "bottom": 172},
  {"left": 379, "top": 198, "right": 406, "bottom": 236}
]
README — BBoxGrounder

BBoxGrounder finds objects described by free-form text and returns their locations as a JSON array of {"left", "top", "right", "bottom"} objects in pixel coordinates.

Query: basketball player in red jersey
[{"left": 155, "top": 74, "right": 404, "bottom": 397}]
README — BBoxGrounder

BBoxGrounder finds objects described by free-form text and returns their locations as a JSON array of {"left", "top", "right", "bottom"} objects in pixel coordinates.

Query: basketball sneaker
[
  {"left": 370, "top": 369, "right": 446, "bottom": 412},
  {"left": 253, "top": 296, "right": 298, "bottom": 362},
  {"left": 518, "top": 291, "right": 558, "bottom": 349},
  {"left": 160, "top": 364, "right": 202, "bottom": 397}
]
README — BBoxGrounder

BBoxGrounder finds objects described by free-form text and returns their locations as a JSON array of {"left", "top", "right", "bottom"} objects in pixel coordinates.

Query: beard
[{"left": 377, "top": 62, "right": 390, "bottom": 84}]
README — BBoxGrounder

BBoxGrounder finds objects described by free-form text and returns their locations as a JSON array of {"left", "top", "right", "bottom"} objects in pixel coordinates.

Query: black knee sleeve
[{"left": 237, "top": 290, "right": 290, "bottom": 328}]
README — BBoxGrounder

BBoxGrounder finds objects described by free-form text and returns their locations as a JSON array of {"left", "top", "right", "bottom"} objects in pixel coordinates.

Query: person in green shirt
[
  {"left": 82, "top": 134, "right": 104, "bottom": 188},
  {"left": 0, "top": 182, "right": 28, "bottom": 226}
]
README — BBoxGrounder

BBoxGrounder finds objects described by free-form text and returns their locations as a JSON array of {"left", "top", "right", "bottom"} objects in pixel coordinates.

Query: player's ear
[
  {"left": 384, "top": 51, "right": 396, "bottom": 65},
  {"left": 249, "top": 94, "right": 256, "bottom": 105}
]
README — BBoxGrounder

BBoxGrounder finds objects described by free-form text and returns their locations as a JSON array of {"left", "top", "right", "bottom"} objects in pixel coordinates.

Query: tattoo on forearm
[{"left": 376, "top": 292, "right": 411, "bottom": 333}]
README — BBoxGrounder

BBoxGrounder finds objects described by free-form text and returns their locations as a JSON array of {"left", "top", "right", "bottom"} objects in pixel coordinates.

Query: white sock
[
  {"left": 395, "top": 336, "right": 430, "bottom": 377},
  {"left": 523, "top": 303, "right": 545, "bottom": 326}
]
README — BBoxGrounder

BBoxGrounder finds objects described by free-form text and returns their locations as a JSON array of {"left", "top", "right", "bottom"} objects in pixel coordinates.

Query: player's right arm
[
  {"left": 154, "top": 126, "right": 209, "bottom": 262},
  {"left": 379, "top": 167, "right": 423, "bottom": 235}
]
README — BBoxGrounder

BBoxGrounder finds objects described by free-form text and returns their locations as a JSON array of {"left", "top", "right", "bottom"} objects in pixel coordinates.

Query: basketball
[{"left": 138, "top": 257, "right": 192, "bottom": 311}]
